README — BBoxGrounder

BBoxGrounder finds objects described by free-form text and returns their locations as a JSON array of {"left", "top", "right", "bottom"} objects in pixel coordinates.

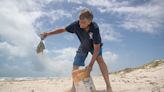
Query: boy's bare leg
[
  {"left": 64, "top": 65, "right": 79, "bottom": 92},
  {"left": 96, "top": 56, "right": 113, "bottom": 92}
]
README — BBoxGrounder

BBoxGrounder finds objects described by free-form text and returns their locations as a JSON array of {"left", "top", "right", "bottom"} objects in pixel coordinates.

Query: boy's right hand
[
  {"left": 85, "top": 65, "right": 92, "bottom": 75},
  {"left": 40, "top": 32, "right": 48, "bottom": 40}
]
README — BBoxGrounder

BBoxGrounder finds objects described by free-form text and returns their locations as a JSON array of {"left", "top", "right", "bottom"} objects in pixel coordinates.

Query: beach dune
[{"left": 0, "top": 60, "right": 164, "bottom": 92}]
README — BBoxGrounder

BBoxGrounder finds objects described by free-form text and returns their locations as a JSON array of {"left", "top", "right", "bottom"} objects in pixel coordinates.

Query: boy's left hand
[{"left": 85, "top": 65, "right": 92, "bottom": 75}]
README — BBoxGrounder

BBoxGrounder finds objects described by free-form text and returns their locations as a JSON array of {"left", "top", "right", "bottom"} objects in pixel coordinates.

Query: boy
[{"left": 41, "top": 8, "right": 113, "bottom": 92}]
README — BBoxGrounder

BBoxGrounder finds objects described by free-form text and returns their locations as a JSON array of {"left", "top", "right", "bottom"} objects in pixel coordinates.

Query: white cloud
[
  {"left": 46, "top": 0, "right": 163, "bottom": 34},
  {"left": 84, "top": 50, "right": 118, "bottom": 75},
  {"left": 63, "top": 34, "right": 75, "bottom": 41},
  {"left": 86, "top": 0, "right": 113, "bottom": 8},
  {"left": 40, "top": 47, "right": 119, "bottom": 76},
  {"left": 99, "top": 23, "right": 122, "bottom": 41},
  {"left": 118, "top": 3, "right": 163, "bottom": 33},
  {"left": 68, "top": 0, "right": 83, "bottom": 4},
  {"left": 84, "top": 0, "right": 164, "bottom": 34},
  {"left": 42, "top": 9, "right": 73, "bottom": 24},
  {"left": 0, "top": 0, "right": 43, "bottom": 76},
  {"left": 36, "top": 47, "right": 77, "bottom": 76},
  {"left": 36, "top": 0, "right": 64, "bottom": 5},
  {"left": 0, "top": 0, "right": 41, "bottom": 57},
  {"left": 37, "top": 47, "right": 119, "bottom": 76},
  {"left": 0, "top": 0, "right": 120, "bottom": 76},
  {"left": 90, "top": 50, "right": 118, "bottom": 64},
  {"left": 121, "top": 17, "right": 161, "bottom": 33},
  {"left": 103, "top": 51, "right": 118, "bottom": 63},
  {"left": 0, "top": 42, "right": 27, "bottom": 59},
  {"left": 0, "top": 0, "right": 75, "bottom": 77}
]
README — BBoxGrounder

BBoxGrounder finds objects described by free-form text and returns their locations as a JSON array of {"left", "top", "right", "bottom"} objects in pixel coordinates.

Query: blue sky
[{"left": 0, "top": 0, "right": 164, "bottom": 77}]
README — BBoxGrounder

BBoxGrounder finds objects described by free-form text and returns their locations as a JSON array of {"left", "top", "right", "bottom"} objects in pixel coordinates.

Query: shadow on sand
[{"left": 96, "top": 89, "right": 106, "bottom": 92}]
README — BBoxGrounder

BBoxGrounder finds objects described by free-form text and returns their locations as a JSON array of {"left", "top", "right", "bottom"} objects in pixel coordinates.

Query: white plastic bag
[{"left": 72, "top": 69, "right": 96, "bottom": 92}]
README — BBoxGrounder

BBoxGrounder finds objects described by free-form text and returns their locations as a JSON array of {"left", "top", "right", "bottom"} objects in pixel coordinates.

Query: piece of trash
[{"left": 36, "top": 40, "right": 45, "bottom": 54}]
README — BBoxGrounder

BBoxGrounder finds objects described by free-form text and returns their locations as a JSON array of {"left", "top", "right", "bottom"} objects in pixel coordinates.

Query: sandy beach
[{"left": 0, "top": 60, "right": 164, "bottom": 92}]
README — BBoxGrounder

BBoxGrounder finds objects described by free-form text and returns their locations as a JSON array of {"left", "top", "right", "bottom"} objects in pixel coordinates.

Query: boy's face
[{"left": 79, "top": 16, "right": 91, "bottom": 29}]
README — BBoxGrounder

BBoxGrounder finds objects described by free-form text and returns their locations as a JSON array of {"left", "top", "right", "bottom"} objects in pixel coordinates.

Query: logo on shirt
[{"left": 89, "top": 32, "right": 93, "bottom": 39}]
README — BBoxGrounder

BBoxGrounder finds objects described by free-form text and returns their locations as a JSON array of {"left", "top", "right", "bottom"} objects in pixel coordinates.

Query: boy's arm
[
  {"left": 41, "top": 28, "right": 66, "bottom": 39},
  {"left": 87, "top": 44, "right": 100, "bottom": 72}
]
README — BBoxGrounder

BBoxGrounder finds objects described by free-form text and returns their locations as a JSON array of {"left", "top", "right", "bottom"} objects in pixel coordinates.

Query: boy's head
[{"left": 79, "top": 8, "right": 93, "bottom": 29}]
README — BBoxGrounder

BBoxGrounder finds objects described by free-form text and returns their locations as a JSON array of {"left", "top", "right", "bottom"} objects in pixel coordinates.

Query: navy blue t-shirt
[{"left": 65, "top": 21, "right": 102, "bottom": 53}]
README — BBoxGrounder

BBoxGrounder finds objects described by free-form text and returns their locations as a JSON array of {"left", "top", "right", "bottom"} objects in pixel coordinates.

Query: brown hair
[{"left": 79, "top": 8, "right": 93, "bottom": 20}]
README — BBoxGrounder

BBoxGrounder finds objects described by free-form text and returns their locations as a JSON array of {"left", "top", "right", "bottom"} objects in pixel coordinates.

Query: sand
[{"left": 0, "top": 60, "right": 164, "bottom": 92}]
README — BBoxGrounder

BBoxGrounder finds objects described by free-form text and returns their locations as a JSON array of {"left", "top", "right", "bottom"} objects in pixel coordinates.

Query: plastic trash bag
[
  {"left": 72, "top": 69, "right": 96, "bottom": 92},
  {"left": 36, "top": 40, "right": 45, "bottom": 54}
]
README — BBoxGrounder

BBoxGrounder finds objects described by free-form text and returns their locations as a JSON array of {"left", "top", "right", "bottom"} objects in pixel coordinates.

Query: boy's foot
[{"left": 107, "top": 86, "right": 113, "bottom": 92}]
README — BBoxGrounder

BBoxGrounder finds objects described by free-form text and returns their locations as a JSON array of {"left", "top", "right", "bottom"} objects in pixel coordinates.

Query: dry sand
[{"left": 0, "top": 60, "right": 164, "bottom": 92}]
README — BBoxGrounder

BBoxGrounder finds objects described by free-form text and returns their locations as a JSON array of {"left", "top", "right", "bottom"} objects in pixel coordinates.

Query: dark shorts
[{"left": 73, "top": 47, "right": 102, "bottom": 66}]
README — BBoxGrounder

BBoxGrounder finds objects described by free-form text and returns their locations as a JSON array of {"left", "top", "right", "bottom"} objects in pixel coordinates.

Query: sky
[{"left": 0, "top": 0, "right": 164, "bottom": 77}]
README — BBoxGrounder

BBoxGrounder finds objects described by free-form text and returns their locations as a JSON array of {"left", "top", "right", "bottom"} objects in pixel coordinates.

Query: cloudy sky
[{"left": 0, "top": 0, "right": 164, "bottom": 77}]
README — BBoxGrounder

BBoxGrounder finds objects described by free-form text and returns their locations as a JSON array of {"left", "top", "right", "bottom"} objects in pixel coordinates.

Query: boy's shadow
[{"left": 96, "top": 89, "right": 106, "bottom": 92}]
